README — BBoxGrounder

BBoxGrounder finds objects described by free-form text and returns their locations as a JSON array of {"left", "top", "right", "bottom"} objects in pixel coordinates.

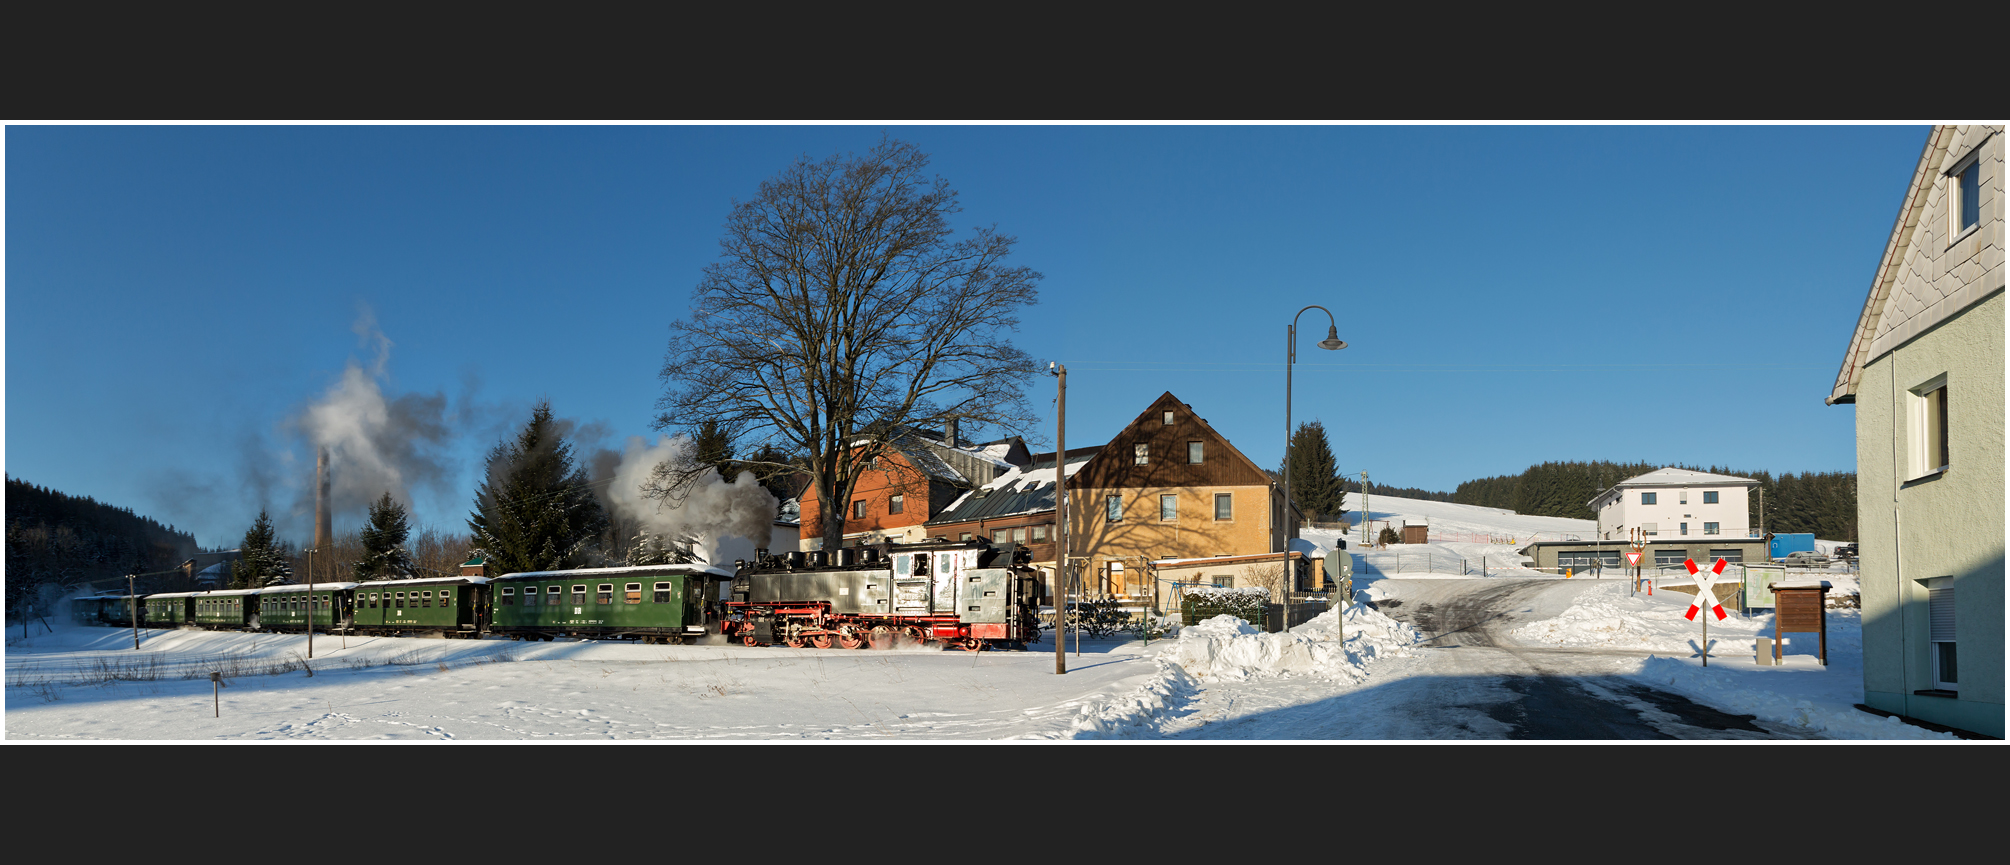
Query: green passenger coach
[
  {"left": 490, "top": 564, "right": 732, "bottom": 643},
  {"left": 255, "top": 582, "right": 359, "bottom": 633},
  {"left": 351, "top": 576, "right": 489, "bottom": 637}
]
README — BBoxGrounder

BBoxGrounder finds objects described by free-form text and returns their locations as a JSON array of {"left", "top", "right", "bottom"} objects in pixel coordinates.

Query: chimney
[
  {"left": 315, "top": 447, "right": 332, "bottom": 551},
  {"left": 945, "top": 418, "right": 959, "bottom": 448}
]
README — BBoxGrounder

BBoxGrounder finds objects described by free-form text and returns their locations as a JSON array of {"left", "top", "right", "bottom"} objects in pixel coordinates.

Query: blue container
[{"left": 1769, "top": 533, "right": 1816, "bottom": 559}]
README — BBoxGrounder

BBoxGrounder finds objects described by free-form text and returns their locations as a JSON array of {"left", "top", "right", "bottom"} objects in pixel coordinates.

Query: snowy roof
[
  {"left": 354, "top": 575, "right": 491, "bottom": 587},
  {"left": 1591, "top": 468, "right": 1759, "bottom": 505},
  {"left": 262, "top": 582, "right": 362, "bottom": 593},
  {"left": 494, "top": 563, "right": 734, "bottom": 581},
  {"left": 1151, "top": 551, "right": 1311, "bottom": 567},
  {"left": 926, "top": 451, "right": 1098, "bottom": 524}
]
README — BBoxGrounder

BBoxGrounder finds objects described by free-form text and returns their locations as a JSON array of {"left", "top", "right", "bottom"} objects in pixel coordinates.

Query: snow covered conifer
[
  {"left": 229, "top": 509, "right": 293, "bottom": 589},
  {"left": 353, "top": 491, "right": 416, "bottom": 581},
  {"left": 467, "top": 400, "right": 610, "bottom": 576},
  {"left": 1283, "top": 420, "right": 1347, "bottom": 524}
]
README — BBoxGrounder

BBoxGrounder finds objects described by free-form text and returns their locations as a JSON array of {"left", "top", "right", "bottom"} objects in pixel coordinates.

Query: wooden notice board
[{"left": 1772, "top": 580, "right": 1831, "bottom": 666}]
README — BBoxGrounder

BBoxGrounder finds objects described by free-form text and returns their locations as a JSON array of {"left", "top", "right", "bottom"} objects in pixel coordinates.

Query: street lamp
[{"left": 1285, "top": 306, "right": 1346, "bottom": 631}]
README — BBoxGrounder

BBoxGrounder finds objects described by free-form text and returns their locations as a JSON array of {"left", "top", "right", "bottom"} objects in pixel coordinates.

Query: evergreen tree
[
  {"left": 229, "top": 510, "right": 293, "bottom": 589},
  {"left": 1282, "top": 420, "right": 1347, "bottom": 523},
  {"left": 468, "top": 400, "right": 610, "bottom": 576},
  {"left": 692, "top": 419, "right": 737, "bottom": 480},
  {"left": 353, "top": 491, "right": 416, "bottom": 581}
]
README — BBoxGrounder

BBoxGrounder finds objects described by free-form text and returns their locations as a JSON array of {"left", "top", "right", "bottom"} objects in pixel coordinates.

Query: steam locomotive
[
  {"left": 69, "top": 538, "right": 1044, "bottom": 652},
  {"left": 727, "top": 538, "right": 1044, "bottom": 651}
]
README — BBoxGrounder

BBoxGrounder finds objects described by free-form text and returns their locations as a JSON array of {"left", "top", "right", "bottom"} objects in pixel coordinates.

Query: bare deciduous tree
[{"left": 656, "top": 138, "right": 1042, "bottom": 551}]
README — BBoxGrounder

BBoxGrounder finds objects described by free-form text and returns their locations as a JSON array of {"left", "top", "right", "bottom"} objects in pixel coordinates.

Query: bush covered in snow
[{"left": 1180, "top": 586, "right": 1269, "bottom": 626}]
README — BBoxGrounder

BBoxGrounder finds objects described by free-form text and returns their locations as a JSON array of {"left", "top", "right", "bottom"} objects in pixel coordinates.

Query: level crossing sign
[{"left": 1683, "top": 558, "right": 1729, "bottom": 621}]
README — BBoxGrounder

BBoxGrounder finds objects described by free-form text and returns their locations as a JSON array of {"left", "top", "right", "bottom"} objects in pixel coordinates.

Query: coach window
[
  {"left": 370, "top": 593, "right": 379, "bottom": 608},
  {"left": 440, "top": 590, "right": 451, "bottom": 605},
  {"left": 654, "top": 582, "right": 672, "bottom": 603},
  {"left": 501, "top": 587, "right": 514, "bottom": 605},
  {"left": 395, "top": 592, "right": 405, "bottom": 608},
  {"left": 548, "top": 586, "right": 562, "bottom": 604},
  {"left": 422, "top": 591, "right": 432, "bottom": 608},
  {"left": 598, "top": 584, "right": 613, "bottom": 605},
  {"left": 572, "top": 585, "right": 587, "bottom": 606},
  {"left": 625, "top": 583, "right": 642, "bottom": 604}
]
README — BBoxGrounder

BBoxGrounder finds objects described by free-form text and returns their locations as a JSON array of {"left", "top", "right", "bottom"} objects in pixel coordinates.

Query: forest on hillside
[
  {"left": 1450, "top": 461, "right": 1857, "bottom": 541},
  {"left": 6, "top": 477, "right": 202, "bottom": 613}
]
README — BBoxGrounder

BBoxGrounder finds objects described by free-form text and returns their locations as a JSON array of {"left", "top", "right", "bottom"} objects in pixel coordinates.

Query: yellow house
[{"left": 1065, "top": 392, "right": 1309, "bottom": 602}]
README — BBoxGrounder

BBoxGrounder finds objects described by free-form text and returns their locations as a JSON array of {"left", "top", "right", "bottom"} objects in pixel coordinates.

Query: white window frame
[
  {"left": 1927, "top": 577, "right": 1957, "bottom": 690},
  {"left": 1135, "top": 443, "right": 1149, "bottom": 465},
  {"left": 889, "top": 494, "right": 904, "bottom": 515},
  {"left": 1641, "top": 492, "right": 1657, "bottom": 505},
  {"left": 1163, "top": 410, "right": 1174, "bottom": 425},
  {"left": 1213, "top": 493, "right": 1233, "bottom": 521},
  {"left": 1703, "top": 522, "right": 1720, "bottom": 536},
  {"left": 1907, "top": 374, "right": 1950, "bottom": 480},
  {"left": 1160, "top": 494, "right": 1177, "bottom": 521},
  {"left": 1947, "top": 145, "right": 1984, "bottom": 242},
  {"left": 1107, "top": 495, "right": 1123, "bottom": 522},
  {"left": 1188, "top": 441, "right": 1204, "bottom": 464},
  {"left": 1703, "top": 491, "right": 1719, "bottom": 504}
]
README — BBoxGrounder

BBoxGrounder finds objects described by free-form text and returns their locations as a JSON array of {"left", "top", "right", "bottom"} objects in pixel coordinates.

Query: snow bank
[
  {"left": 1169, "top": 601, "right": 1422, "bottom": 684},
  {"left": 1056, "top": 601, "right": 1423, "bottom": 739},
  {"left": 1633, "top": 653, "right": 1952, "bottom": 740},
  {"left": 1510, "top": 588, "right": 1767, "bottom": 652}
]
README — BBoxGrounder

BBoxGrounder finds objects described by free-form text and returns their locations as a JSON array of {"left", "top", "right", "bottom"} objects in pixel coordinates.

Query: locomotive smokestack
[{"left": 315, "top": 447, "right": 332, "bottom": 551}]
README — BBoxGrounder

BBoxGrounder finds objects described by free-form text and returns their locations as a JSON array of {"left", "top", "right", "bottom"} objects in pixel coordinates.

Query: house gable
[
  {"left": 1832, "top": 125, "right": 2005, "bottom": 404},
  {"left": 1072, "top": 392, "right": 1273, "bottom": 491}
]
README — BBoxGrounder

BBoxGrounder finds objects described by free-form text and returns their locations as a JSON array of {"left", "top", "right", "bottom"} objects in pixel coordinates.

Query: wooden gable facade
[{"left": 1067, "top": 392, "right": 1297, "bottom": 596}]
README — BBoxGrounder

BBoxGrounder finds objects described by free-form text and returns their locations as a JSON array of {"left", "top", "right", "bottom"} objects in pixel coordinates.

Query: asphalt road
[{"left": 1365, "top": 579, "right": 1806, "bottom": 740}]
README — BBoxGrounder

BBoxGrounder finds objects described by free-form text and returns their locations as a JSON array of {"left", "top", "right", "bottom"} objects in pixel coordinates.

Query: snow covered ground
[{"left": 0, "top": 494, "right": 1952, "bottom": 741}]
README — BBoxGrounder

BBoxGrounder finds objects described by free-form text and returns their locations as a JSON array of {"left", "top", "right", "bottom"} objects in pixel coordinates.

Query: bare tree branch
[{"left": 656, "top": 138, "right": 1041, "bottom": 550}]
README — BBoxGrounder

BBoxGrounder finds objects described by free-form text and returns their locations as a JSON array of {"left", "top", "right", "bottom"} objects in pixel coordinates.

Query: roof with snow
[
  {"left": 925, "top": 448, "right": 1101, "bottom": 525},
  {"left": 1590, "top": 467, "right": 1757, "bottom": 507},
  {"left": 494, "top": 563, "right": 734, "bottom": 581}
]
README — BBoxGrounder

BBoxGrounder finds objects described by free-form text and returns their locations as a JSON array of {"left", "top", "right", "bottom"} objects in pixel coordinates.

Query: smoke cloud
[
  {"left": 289, "top": 307, "right": 458, "bottom": 538},
  {"left": 599, "top": 435, "right": 776, "bottom": 565}
]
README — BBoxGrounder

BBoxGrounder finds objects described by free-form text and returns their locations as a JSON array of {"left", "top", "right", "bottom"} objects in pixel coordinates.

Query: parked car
[{"left": 1784, "top": 550, "right": 1830, "bottom": 567}]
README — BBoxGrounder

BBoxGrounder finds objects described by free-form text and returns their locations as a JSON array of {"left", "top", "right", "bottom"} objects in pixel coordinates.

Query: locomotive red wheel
[
  {"left": 838, "top": 630, "right": 865, "bottom": 649},
  {"left": 742, "top": 632, "right": 761, "bottom": 647},
  {"left": 785, "top": 635, "right": 806, "bottom": 648},
  {"left": 810, "top": 633, "right": 833, "bottom": 649},
  {"left": 869, "top": 625, "right": 894, "bottom": 650},
  {"left": 958, "top": 638, "right": 985, "bottom": 652},
  {"left": 903, "top": 626, "right": 927, "bottom": 645}
]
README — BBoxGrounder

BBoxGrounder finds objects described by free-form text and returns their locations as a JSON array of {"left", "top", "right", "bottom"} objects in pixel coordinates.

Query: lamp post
[
  {"left": 1286, "top": 305, "right": 1346, "bottom": 632},
  {"left": 1049, "top": 362, "right": 1067, "bottom": 675}
]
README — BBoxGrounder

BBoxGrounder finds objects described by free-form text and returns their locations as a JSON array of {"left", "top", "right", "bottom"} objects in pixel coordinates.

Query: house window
[
  {"left": 889, "top": 494, "right": 904, "bottom": 515},
  {"left": 1161, "top": 494, "right": 1177, "bottom": 521},
  {"left": 1031, "top": 525, "right": 1047, "bottom": 542},
  {"left": 1641, "top": 523, "right": 1658, "bottom": 537},
  {"left": 1909, "top": 375, "right": 1950, "bottom": 479},
  {"left": 1708, "top": 549, "right": 1742, "bottom": 564},
  {"left": 993, "top": 529, "right": 1009, "bottom": 542},
  {"left": 1950, "top": 149, "right": 1982, "bottom": 237},
  {"left": 1641, "top": 492, "right": 1657, "bottom": 505},
  {"left": 1680, "top": 523, "right": 1688, "bottom": 536},
  {"left": 959, "top": 532, "right": 972, "bottom": 542},
  {"left": 1212, "top": 576, "right": 1232, "bottom": 588},
  {"left": 1188, "top": 442, "right": 1204, "bottom": 463},
  {"left": 1135, "top": 443, "right": 1149, "bottom": 465},
  {"left": 1654, "top": 548, "right": 1686, "bottom": 567},
  {"left": 1930, "top": 582, "right": 1957, "bottom": 690},
  {"left": 853, "top": 499, "right": 868, "bottom": 520},
  {"left": 1214, "top": 493, "right": 1233, "bottom": 520},
  {"left": 1163, "top": 411, "right": 1174, "bottom": 425},
  {"left": 1680, "top": 491, "right": 1687, "bottom": 505},
  {"left": 1703, "top": 491, "right": 1719, "bottom": 504},
  {"left": 1107, "top": 495, "right": 1123, "bottom": 522},
  {"left": 1704, "top": 522, "right": 1720, "bottom": 535},
  {"left": 1013, "top": 527, "right": 1028, "bottom": 543}
]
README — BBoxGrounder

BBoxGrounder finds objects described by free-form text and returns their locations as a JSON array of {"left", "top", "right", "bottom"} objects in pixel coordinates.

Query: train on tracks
[{"left": 68, "top": 538, "right": 1044, "bottom": 651}]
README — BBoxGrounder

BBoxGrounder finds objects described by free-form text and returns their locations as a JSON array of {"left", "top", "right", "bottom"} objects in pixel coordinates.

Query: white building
[{"left": 1588, "top": 468, "right": 1759, "bottom": 541}]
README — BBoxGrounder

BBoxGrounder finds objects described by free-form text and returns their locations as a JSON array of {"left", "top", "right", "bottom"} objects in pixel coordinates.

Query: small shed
[{"left": 1401, "top": 525, "right": 1429, "bottom": 545}]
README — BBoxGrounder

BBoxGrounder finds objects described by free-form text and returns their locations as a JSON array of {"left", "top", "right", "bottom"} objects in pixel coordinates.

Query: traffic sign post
[
  {"left": 1628, "top": 527, "right": 1647, "bottom": 597},
  {"left": 1684, "top": 558, "right": 1729, "bottom": 666}
]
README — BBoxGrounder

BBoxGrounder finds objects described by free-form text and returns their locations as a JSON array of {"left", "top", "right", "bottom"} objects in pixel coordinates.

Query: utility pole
[
  {"left": 128, "top": 573, "right": 139, "bottom": 650},
  {"left": 306, "top": 548, "right": 315, "bottom": 659},
  {"left": 1050, "top": 362, "right": 1067, "bottom": 676},
  {"left": 1359, "top": 471, "right": 1370, "bottom": 548}
]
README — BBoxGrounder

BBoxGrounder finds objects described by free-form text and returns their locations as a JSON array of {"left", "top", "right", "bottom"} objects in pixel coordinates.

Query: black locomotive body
[{"left": 728, "top": 538, "right": 1042, "bottom": 651}]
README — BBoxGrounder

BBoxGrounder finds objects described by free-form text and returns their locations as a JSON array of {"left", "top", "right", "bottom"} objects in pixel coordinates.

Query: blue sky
[{"left": 4, "top": 125, "right": 1925, "bottom": 548}]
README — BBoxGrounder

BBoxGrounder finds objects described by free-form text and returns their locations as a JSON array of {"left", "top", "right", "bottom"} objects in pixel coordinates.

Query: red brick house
[{"left": 796, "top": 426, "right": 1029, "bottom": 550}]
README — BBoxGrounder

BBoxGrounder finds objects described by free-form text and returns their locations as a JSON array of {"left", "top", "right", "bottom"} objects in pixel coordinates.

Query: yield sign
[
  {"left": 1626, "top": 552, "right": 1641, "bottom": 566},
  {"left": 1683, "top": 558, "right": 1729, "bottom": 621}
]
